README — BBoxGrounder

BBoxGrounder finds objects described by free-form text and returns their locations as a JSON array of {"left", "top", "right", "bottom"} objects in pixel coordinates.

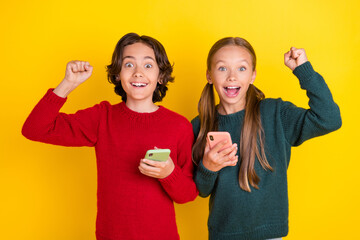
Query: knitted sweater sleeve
[
  {"left": 280, "top": 62, "right": 342, "bottom": 146},
  {"left": 22, "top": 89, "right": 101, "bottom": 146},
  {"left": 159, "top": 120, "right": 198, "bottom": 204},
  {"left": 190, "top": 117, "right": 219, "bottom": 198},
  {"left": 194, "top": 160, "right": 219, "bottom": 198}
]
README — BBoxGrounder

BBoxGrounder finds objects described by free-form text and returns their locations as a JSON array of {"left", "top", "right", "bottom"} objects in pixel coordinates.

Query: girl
[
  {"left": 22, "top": 33, "right": 198, "bottom": 240},
  {"left": 191, "top": 37, "right": 341, "bottom": 240}
]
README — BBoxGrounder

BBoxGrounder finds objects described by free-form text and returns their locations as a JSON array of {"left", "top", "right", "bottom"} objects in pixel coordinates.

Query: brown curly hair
[{"left": 107, "top": 33, "right": 174, "bottom": 103}]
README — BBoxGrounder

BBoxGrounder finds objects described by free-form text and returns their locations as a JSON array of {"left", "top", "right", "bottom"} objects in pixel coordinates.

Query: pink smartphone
[{"left": 207, "top": 131, "right": 233, "bottom": 151}]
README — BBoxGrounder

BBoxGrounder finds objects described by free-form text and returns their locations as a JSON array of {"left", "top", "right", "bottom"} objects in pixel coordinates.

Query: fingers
[
  {"left": 139, "top": 159, "right": 161, "bottom": 176},
  {"left": 211, "top": 139, "right": 231, "bottom": 153},
  {"left": 284, "top": 47, "right": 298, "bottom": 61},
  {"left": 203, "top": 143, "right": 238, "bottom": 172},
  {"left": 284, "top": 51, "right": 291, "bottom": 61},
  {"left": 139, "top": 158, "right": 174, "bottom": 179},
  {"left": 284, "top": 47, "right": 308, "bottom": 71},
  {"left": 68, "top": 61, "right": 91, "bottom": 73},
  {"left": 223, "top": 155, "right": 238, "bottom": 167},
  {"left": 286, "top": 47, "right": 306, "bottom": 60},
  {"left": 221, "top": 146, "right": 238, "bottom": 167},
  {"left": 218, "top": 143, "right": 237, "bottom": 157},
  {"left": 290, "top": 47, "right": 302, "bottom": 59},
  {"left": 141, "top": 158, "right": 164, "bottom": 168},
  {"left": 64, "top": 60, "right": 93, "bottom": 84},
  {"left": 292, "top": 47, "right": 308, "bottom": 67}
]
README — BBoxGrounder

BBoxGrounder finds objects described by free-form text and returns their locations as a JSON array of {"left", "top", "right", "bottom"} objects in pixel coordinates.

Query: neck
[{"left": 125, "top": 99, "right": 159, "bottom": 113}]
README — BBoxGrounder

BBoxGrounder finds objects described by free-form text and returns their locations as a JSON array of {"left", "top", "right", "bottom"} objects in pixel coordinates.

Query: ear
[
  {"left": 206, "top": 71, "right": 212, "bottom": 84},
  {"left": 250, "top": 70, "right": 256, "bottom": 84},
  {"left": 157, "top": 74, "right": 163, "bottom": 84}
]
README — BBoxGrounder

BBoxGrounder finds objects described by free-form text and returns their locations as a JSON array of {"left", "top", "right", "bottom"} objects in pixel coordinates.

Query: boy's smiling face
[{"left": 119, "top": 42, "right": 160, "bottom": 105}]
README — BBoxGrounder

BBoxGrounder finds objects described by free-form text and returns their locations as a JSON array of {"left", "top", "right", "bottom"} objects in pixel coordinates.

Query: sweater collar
[
  {"left": 217, "top": 109, "right": 245, "bottom": 126},
  {"left": 118, "top": 101, "right": 165, "bottom": 121}
]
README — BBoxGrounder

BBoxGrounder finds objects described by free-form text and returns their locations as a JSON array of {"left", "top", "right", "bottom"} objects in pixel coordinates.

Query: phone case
[
  {"left": 207, "top": 131, "right": 232, "bottom": 150},
  {"left": 144, "top": 149, "right": 171, "bottom": 162}
]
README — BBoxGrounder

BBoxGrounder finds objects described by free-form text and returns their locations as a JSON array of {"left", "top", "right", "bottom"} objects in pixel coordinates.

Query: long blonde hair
[{"left": 192, "top": 37, "right": 273, "bottom": 192}]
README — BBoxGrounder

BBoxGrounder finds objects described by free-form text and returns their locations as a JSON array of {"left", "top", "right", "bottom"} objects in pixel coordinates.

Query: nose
[
  {"left": 227, "top": 70, "right": 236, "bottom": 81},
  {"left": 133, "top": 66, "right": 143, "bottom": 78}
]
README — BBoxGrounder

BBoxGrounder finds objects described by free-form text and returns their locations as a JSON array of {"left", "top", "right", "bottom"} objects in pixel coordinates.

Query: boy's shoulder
[{"left": 160, "top": 106, "right": 192, "bottom": 126}]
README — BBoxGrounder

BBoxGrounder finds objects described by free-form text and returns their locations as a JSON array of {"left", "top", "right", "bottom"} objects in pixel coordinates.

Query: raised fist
[
  {"left": 284, "top": 47, "right": 308, "bottom": 71},
  {"left": 64, "top": 61, "right": 93, "bottom": 85}
]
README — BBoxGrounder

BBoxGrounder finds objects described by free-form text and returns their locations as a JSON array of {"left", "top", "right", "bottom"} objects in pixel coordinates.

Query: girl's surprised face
[
  {"left": 207, "top": 45, "right": 256, "bottom": 113},
  {"left": 119, "top": 42, "right": 160, "bottom": 104}
]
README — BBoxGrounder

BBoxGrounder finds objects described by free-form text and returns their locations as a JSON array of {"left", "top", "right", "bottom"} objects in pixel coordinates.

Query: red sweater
[{"left": 22, "top": 89, "right": 198, "bottom": 240}]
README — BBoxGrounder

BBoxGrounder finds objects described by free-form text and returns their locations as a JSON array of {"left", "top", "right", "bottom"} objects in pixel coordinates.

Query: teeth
[
  {"left": 131, "top": 83, "right": 147, "bottom": 87},
  {"left": 225, "top": 87, "right": 240, "bottom": 89}
]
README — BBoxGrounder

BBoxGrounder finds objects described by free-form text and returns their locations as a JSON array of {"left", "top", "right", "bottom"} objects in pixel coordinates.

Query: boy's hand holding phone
[
  {"left": 139, "top": 149, "right": 175, "bottom": 179},
  {"left": 202, "top": 132, "right": 238, "bottom": 172}
]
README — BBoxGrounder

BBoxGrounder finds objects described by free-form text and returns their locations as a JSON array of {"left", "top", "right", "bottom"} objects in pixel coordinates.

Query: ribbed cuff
[
  {"left": 293, "top": 61, "right": 313, "bottom": 77},
  {"left": 43, "top": 88, "right": 67, "bottom": 107},
  {"left": 293, "top": 61, "right": 317, "bottom": 88},
  {"left": 209, "top": 222, "right": 288, "bottom": 240},
  {"left": 197, "top": 160, "right": 219, "bottom": 179},
  {"left": 159, "top": 164, "right": 182, "bottom": 185}
]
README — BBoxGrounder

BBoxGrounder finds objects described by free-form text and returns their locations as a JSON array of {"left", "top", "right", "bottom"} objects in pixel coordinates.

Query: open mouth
[
  {"left": 224, "top": 86, "right": 240, "bottom": 96},
  {"left": 131, "top": 82, "right": 148, "bottom": 87}
]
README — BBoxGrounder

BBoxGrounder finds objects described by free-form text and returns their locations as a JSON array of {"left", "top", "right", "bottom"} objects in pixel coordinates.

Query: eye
[
  {"left": 124, "top": 62, "right": 133, "bottom": 68},
  {"left": 144, "top": 64, "right": 152, "bottom": 69},
  {"left": 239, "top": 67, "right": 246, "bottom": 71},
  {"left": 218, "top": 66, "right": 227, "bottom": 71}
]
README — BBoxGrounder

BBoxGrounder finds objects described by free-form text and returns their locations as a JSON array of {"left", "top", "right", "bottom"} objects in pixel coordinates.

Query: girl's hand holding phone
[
  {"left": 202, "top": 139, "right": 238, "bottom": 172},
  {"left": 139, "top": 156, "right": 175, "bottom": 179}
]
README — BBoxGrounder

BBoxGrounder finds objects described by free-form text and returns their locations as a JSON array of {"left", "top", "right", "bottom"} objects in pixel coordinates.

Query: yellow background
[{"left": 1, "top": 0, "right": 358, "bottom": 239}]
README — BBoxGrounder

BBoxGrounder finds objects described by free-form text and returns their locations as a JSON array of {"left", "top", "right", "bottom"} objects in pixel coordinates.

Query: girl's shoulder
[
  {"left": 190, "top": 115, "right": 200, "bottom": 124},
  {"left": 190, "top": 116, "right": 200, "bottom": 137},
  {"left": 260, "top": 98, "right": 297, "bottom": 114},
  {"left": 190, "top": 115, "right": 200, "bottom": 128},
  {"left": 260, "top": 98, "right": 283, "bottom": 108}
]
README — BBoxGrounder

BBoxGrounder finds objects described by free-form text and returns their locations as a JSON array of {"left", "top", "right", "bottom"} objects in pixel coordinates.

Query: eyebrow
[
  {"left": 122, "top": 56, "right": 155, "bottom": 61},
  {"left": 215, "top": 59, "right": 250, "bottom": 65}
]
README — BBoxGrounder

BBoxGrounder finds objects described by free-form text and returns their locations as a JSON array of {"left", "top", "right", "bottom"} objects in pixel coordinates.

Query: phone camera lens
[
  {"left": 149, "top": 153, "right": 153, "bottom": 157},
  {"left": 210, "top": 135, "right": 214, "bottom": 141}
]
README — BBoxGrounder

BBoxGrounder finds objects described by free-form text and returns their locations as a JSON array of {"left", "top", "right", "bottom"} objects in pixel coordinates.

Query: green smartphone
[{"left": 144, "top": 149, "right": 171, "bottom": 162}]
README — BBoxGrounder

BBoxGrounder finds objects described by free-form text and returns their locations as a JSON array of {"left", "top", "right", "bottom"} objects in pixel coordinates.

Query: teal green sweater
[{"left": 191, "top": 62, "right": 342, "bottom": 240}]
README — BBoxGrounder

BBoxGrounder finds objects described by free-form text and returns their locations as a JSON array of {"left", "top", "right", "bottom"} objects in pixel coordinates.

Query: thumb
[
  {"left": 204, "top": 140, "right": 211, "bottom": 154},
  {"left": 291, "top": 49, "right": 301, "bottom": 59},
  {"left": 85, "top": 63, "right": 93, "bottom": 73},
  {"left": 284, "top": 51, "right": 291, "bottom": 63}
]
